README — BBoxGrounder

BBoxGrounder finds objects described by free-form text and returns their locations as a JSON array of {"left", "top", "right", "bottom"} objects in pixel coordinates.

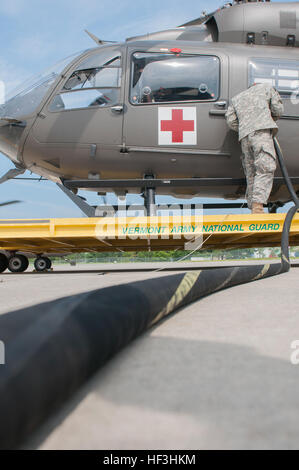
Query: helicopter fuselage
[{"left": 1, "top": 18, "right": 299, "bottom": 203}]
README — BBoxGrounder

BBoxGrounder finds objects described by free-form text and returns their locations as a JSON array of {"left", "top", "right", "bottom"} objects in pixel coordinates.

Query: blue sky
[{"left": 0, "top": 0, "right": 291, "bottom": 218}]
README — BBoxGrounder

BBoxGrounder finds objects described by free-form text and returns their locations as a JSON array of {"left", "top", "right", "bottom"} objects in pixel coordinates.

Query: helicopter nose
[{"left": 0, "top": 119, "right": 26, "bottom": 164}]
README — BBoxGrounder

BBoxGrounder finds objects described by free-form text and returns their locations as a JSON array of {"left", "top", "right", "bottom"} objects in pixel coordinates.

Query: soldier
[{"left": 225, "top": 83, "right": 284, "bottom": 214}]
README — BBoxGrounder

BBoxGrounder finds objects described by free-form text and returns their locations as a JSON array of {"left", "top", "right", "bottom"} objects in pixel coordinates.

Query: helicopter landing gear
[
  {"left": 0, "top": 253, "right": 8, "bottom": 273},
  {"left": 143, "top": 176, "right": 156, "bottom": 216},
  {"left": 56, "top": 183, "right": 96, "bottom": 217},
  {"left": 57, "top": 178, "right": 158, "bottom": 217},
  {"left": 8, "top": 254, "right": 29, "bottom": 273},
  {"left": 34, "top": 256, "right": 52, "bottom": 272},
  {"left": 143, "top": 187, "right": 156, "bottom": 216}
]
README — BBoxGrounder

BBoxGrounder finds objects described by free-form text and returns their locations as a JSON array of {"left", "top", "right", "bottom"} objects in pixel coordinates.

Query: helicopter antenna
[{"left": 84, "top": 30, "right": 116, "bottom": 45}]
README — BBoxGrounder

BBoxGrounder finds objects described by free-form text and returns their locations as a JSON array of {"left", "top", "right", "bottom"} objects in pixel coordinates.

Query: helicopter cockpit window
[
  {"left": 49, "top": 52, "right": 121, "bottom": 112},
  {"left": 49, "top": 89, "right": 119, "bottom": 111},
  {"left": 63, "top": 57, "right": 121, "bottom": 91},
  {"left": 130, "top": 52, "right": 219, "bottom": 104}
]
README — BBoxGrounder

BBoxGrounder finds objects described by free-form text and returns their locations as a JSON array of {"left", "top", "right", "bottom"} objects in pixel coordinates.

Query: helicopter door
[
  {"left": 30, "top": 47, "right": 124, "bottom": 178},
  {"left": 123, "top": 48, "right": 231, "bottom": 179}
]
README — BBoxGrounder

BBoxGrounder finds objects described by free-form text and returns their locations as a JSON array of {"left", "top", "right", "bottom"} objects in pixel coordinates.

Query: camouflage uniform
[{"left": 225, "top": 83, "right": 284, "bottom": 208}]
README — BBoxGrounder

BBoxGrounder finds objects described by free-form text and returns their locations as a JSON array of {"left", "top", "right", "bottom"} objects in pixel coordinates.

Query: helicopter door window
[
  {"left": 49, "top": 54, "right": 121, "bottom": 111},
  {"left": 249, "top": 58, "right": 299, "bottom": 98},
  {"left": 130, "top": 52, "right": 219, "bottom": 104}
]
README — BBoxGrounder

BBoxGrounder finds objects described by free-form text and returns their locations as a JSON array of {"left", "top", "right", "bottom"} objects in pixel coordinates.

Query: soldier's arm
[
  {"left": 225, "top": 104, "right": 239, "bottom": 131},
  {"left": 270, "top": 88, "right": 284, "bottom": 120}
]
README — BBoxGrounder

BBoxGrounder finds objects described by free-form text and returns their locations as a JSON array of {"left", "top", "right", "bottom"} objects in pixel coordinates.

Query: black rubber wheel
[
  {"left": 0, "top": 253, "right": 8, "bottom": 273},
  {"left": 34, "top": 257, "right": 50, "bottom": 272},
  {"left": 44, "top": 257, "right": 52, "bottom": 270},
  {"left": 8, "top": 255, "right": 29, "bottom": 273}
]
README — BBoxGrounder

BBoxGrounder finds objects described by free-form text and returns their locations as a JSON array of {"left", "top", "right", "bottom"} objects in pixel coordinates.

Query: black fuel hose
[
  {"left": 0, "top": 139, "right": 298, "bottom": 449},
  {"left": 274, "top": 136, "right": 299, "bottom": 271},
  {"left": 274, "top": 137, "right": 299, "bottom": 207}
]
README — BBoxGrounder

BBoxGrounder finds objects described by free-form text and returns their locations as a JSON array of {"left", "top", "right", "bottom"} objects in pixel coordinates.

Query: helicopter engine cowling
[{"left": 128, "top": 2, "right": 299, "bottom": 48}]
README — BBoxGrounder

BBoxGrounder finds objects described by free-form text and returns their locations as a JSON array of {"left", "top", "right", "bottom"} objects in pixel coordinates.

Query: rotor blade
[
  {"left": 84, "top": 30, "right": 116, "bottom": 45},
  {"left": 0, "top": 200, "right": 21, "bottom": 207},
  {"left": 85, "top": 30, "right": 104, "bottom": 45}
]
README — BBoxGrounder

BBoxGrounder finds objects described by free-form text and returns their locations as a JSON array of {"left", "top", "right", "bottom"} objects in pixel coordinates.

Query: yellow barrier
[{"left": 0, "top": 213, "right": 298, "bottom": 253}]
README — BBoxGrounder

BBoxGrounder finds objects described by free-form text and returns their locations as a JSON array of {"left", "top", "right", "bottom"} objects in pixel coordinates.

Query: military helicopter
[{"left": 0, "top": 0, "right": 299, "bottom": 216}]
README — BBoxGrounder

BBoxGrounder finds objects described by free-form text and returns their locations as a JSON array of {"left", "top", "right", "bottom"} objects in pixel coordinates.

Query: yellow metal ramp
[{"left": 0, "top": 213, "right": 298, "bottom": 254}]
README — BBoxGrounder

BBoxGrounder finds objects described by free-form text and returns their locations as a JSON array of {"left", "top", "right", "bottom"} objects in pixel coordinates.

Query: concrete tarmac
[{"left": 0, "top": 263, "right": 299, "bottom": 449}]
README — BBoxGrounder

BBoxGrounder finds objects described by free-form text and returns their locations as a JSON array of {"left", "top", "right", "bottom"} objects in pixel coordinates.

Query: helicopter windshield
[{"left": 0, "top": 50, "right": 90, "bottom": 119}]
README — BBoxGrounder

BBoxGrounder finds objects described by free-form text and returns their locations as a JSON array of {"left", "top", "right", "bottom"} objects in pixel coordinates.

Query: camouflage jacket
[{"left": 225, "top": 83, "right": 284, "bottom": 141}]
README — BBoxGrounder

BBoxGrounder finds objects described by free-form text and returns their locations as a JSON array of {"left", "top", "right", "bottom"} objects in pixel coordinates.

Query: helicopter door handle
[
  {"left": 209, "top": 101, "right": 227, "bottom": 116},
  {"left": 111, "top": 105, "right": 124, "bottom": 113},
  {"left": 214, "top": 101, "right": 227, "bottom": 108}
]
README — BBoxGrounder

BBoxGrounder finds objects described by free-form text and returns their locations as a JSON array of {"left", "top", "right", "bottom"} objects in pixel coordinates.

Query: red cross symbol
[{"left": 160, "top": 109, "right": 195, "bottom": 143}]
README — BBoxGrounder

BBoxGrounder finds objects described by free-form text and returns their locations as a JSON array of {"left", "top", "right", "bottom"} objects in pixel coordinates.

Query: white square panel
[{"left": 158, "top": 107, "right": 197, "bottom": 145}]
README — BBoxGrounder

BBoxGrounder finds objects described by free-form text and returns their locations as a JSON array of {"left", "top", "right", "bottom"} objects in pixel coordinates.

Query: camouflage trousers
[{"left": 240, "top": 129, "right": 276, "bottom": 209}]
